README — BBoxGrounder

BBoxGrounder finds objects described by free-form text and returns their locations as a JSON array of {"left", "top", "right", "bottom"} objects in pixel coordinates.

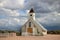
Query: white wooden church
[{"left": 21, "top": 8, "right": 47, "bottom": 36}]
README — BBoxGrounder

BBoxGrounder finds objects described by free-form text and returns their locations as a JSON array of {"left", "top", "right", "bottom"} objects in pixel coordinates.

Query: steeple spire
[
  {"left": 29, "top": 8, "right": 34, "bottom": 13},
  {"left": 28, "top": 8, "right": 35, "bottom": 20}
]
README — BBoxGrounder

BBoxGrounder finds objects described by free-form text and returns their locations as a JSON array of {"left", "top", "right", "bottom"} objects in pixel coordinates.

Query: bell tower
[{"left": 28, "top": 8, "right": 35, "bottom": 20}]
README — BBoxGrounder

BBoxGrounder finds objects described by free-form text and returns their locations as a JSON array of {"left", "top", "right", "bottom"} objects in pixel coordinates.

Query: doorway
[{"left": 27, "top": 28, "right": 33, "bottom": 33}]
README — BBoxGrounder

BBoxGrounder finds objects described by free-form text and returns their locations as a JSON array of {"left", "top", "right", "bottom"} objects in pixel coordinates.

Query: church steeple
[
  {"left": 29, "top": 8, "right": 34, "bottom": 13},
  {"left": 29, "top": 8, "right": 35, "bottom": 20}
]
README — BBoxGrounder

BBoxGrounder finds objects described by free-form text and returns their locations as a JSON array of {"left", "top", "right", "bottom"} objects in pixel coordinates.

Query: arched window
[{"left": 29, "top": 22, "right": 31, "bottom": 27}]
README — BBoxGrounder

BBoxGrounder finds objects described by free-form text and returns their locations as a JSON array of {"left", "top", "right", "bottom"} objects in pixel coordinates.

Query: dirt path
[{"left": 0, "top": 34, "right": 60, "bottom": 40}]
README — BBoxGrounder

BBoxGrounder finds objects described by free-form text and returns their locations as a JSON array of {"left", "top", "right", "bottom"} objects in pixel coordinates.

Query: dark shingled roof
[{"left": 29, "top": 8, "right": 34, "bottom": 13}]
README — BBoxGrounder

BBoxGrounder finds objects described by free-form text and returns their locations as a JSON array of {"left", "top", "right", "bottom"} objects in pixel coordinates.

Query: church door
[{"left": 27, "top": 28, "right": 33, "bottom": 33}]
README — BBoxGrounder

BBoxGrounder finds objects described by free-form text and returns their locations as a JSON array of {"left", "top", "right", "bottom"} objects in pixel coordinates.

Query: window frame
[{"left": 29, "top": 22, "right": 31, "bottom": 27}]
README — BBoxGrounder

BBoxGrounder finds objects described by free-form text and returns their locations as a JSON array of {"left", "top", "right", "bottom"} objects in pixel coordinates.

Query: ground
[{"left": 0, "top": 34, "right": 60, "bottom": 40}]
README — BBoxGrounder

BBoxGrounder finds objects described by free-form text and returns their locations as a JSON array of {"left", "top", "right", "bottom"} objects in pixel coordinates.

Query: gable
[{"left": 22, "top": 19, "right": 47, "bottom": 32}]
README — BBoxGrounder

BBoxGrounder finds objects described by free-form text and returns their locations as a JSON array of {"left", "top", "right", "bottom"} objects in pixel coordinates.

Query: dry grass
[{"left": 0, "top": 34, "right": 60, "bottom": 40}]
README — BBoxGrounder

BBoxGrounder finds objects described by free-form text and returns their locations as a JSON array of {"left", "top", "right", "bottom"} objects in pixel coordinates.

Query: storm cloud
[{"left": 0, "top": 0, "right": 60, "bottom": 30}]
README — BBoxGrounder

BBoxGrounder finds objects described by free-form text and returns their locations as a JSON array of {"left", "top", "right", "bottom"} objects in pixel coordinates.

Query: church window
[
  {"left": 34, "top": 25, "right": 36, "bottom": 27},
  {"left": 29, "top": 22, "right": 31, "bottom": 27},
  {"left": 37, "top": 29, "right": 39, "bottom": 34}
]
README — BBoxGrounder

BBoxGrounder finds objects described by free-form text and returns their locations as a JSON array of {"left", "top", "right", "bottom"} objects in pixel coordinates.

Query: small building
[{"left": 21, "top": 8, "right": 47, "bottom": 36}]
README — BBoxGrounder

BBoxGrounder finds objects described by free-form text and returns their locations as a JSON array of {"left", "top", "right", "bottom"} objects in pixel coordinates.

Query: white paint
[
  {"left": 21, "top": 9, "right": 47, "bottom": 36},
  {"left": 28, "top": 13, "right": 35, "bottom": 20}
]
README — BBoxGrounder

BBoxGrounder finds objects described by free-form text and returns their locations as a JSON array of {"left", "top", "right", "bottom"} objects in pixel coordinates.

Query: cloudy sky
[{"left": 0, "top": 0, "right": 60, "bottom": 31}]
